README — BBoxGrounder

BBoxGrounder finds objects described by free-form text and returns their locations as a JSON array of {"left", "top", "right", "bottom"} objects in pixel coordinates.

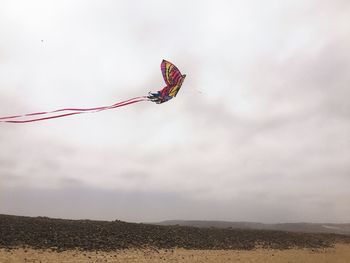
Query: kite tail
[{"left": 0, "top": 96, "right": 150, "bottom": 123}]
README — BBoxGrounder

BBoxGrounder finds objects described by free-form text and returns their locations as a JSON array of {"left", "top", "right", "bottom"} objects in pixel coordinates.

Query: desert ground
[
  {"left": 1, "top": 244, "right": 350, "bottom": 263},
  {"left": 1, "top": 214, "right": 350, "bottom": 262}
]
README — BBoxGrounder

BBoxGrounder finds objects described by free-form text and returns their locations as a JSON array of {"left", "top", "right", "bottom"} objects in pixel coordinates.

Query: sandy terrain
[{"left": 1, "top": 244, "right": 350, "bottom": 263}]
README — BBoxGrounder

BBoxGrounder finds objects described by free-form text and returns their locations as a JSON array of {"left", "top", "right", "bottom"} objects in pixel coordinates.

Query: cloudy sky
[{"left": 0, "top": 0, "right": 349, "bottom": 223}]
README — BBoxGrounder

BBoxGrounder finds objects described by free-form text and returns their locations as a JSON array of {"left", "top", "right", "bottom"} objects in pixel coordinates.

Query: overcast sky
[{"left": 0, "top": 0, "right": 350, "bottom": 223}]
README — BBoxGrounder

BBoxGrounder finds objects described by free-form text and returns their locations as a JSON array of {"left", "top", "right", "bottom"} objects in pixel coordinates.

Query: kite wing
[
  {"left": 168, "top": 74, "right": 186, "bottom": 97},
  {"left": 161, "top": 59, "right": 184, "bottom": 86}
]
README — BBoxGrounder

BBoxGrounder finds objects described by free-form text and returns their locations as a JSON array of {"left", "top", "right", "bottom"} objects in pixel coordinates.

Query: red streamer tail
[{"left": 0, "top": 96, "right": 149, "bottom": 123}]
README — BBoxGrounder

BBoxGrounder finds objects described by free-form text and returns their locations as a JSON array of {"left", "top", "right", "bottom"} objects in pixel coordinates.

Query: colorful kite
[
  {"left": 148, "top": 59, "right": 186, "bottom": 104},
  {"left": 0, "top": 59, "right": 186, "bottom": 123}
]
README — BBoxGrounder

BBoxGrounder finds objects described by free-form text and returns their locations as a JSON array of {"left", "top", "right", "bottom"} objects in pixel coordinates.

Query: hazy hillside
[{"left": 155, "top": 220, "right": 350, "bottom": 235}]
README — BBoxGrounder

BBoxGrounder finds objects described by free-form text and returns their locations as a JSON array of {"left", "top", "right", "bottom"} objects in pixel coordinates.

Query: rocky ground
[{"left": 1, "top": 214, "right": 349, "bottom": 252}]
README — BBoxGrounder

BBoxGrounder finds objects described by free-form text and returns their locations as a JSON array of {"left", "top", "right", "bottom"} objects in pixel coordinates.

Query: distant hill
[
  {"left": 154, "top": 220, "right": 350, "bottom": 235},
  {"left": 1, "top": 214, "right": 350, "bottom": 251}
]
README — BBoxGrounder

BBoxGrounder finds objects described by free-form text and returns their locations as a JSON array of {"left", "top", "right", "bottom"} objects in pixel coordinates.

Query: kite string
[
  {"left": 0, "top": 96, "right": 148, "bottom": 120},
  {"left": 0, "top": 96, "right": 150, "bottom": 123}
]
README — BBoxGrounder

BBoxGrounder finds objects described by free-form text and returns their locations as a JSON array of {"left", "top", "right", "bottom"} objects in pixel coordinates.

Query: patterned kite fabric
[{"left": 148, "top": 60, "right": 186, "bottom": 104}]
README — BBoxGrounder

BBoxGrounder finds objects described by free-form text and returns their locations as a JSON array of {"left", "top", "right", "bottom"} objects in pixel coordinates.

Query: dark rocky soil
[{"left": 1, "top": 214, "right": 349, "bottom": 252}]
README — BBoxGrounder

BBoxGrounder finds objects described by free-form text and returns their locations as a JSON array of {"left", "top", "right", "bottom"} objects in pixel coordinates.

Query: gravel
[{"left": 1, "top": 214, "right": 349, "bottom": 251}]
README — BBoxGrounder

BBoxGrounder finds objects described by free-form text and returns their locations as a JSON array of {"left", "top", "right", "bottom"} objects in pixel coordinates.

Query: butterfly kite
[{"left": 0, "top": 60, "right": 186, "bottom": 123}]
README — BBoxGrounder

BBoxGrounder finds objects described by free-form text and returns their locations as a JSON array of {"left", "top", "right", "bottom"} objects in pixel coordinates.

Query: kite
[
  {"left": 0, "top": 59, "right": 186, "bottom": 123},
  {"left": 148, "top": 59, "right": 186, "bottom": 104}
]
